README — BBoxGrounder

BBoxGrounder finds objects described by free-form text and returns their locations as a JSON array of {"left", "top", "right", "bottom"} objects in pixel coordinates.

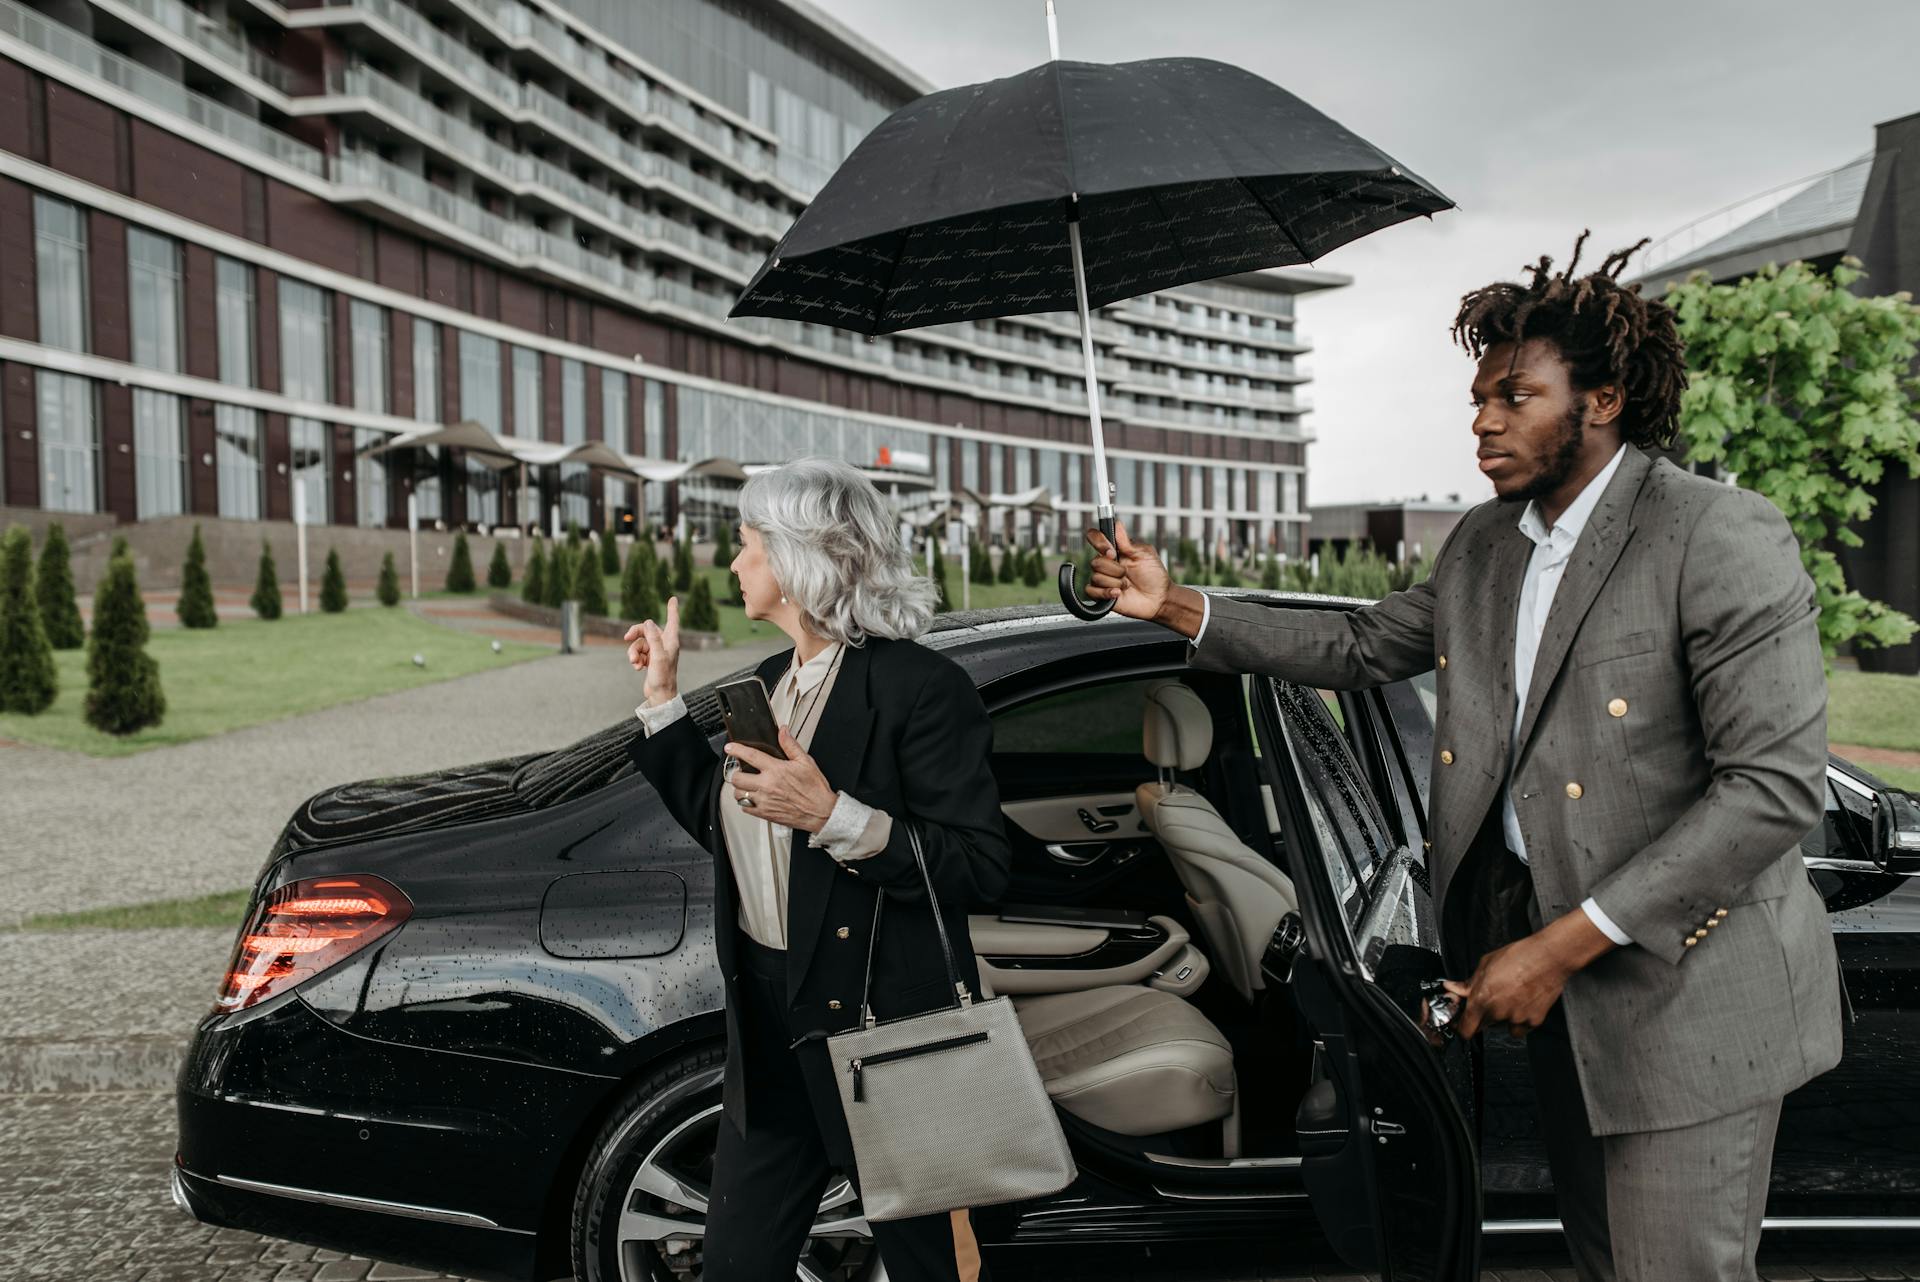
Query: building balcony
[
  {"left": 1113, "top": 331, "right": 1307, "bottom": 381},
  {"left": 94, "top": 0, "right": 296, "bottom": 93},
  {"left": 1113, "top": 373, "right": 1303, "bottom": 413},
  {"left": 1114, "top": 297, "right": 1309, "bottom": 353}
]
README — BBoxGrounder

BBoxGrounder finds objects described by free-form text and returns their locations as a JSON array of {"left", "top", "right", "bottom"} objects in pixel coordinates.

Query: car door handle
[
  {"left": 1045, "top": 842, "right": 1110, "bottom": 866},
  {"left": 1076, "top": 808, "right": 1119, "bottom": 834}
]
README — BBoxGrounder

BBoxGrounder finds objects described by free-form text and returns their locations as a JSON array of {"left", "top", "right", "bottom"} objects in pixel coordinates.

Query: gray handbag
[{"left": 827, "top": 821, "right": 1076, "bottom": 1222}]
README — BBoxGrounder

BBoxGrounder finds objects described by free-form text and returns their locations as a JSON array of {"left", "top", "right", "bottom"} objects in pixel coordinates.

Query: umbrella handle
[{"left": 1059, "top": 514, "right": 1118, "bottom": 621}]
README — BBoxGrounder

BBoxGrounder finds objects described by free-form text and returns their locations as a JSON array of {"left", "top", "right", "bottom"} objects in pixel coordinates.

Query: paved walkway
[{"left": 0, "top": 610, "right": 781, "bottom": 927}]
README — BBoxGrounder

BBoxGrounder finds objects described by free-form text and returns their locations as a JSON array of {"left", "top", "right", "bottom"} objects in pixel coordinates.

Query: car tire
[{"left": 570, "top": 1041, "right": 881, "bottom": 1282}]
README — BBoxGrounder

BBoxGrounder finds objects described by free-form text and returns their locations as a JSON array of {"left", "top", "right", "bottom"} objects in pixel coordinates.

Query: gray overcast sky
[{"left": 806, "top": 0, "right": 1920, "bottom": 506}]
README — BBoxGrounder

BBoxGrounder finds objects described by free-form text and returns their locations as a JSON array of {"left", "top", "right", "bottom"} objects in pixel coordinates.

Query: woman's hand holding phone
[{"left": 624, "top": 596, "right": 681, "bottom": 707}]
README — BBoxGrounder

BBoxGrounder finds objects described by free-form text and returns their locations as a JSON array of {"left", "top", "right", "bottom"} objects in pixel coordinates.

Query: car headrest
[{"left": 1142, "top": 680, "right": 1212, "bottom": 771}]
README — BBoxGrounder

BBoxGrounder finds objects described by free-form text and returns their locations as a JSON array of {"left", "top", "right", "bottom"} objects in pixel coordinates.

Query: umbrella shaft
[{"left": 1066, "top": 217, "right": 1114, "bottom": 511}]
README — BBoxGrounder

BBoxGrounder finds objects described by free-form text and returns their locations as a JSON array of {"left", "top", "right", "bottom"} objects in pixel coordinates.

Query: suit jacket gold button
[
  {"left": 1440, "top": 749, "right": 1454, "bottom": 766},
  {"left": 828, "top": 1000, "right": 842, "bottom": 1010},
  {"left": 836, "top": 927, "right": 850, "bottom": 939},
  {"left": 1608, "top": 698, "right": 1628, "bottom": 717},
  {"left": 1705, "top": 918, "right": 1719, "bottom": 928},
  {"left": 1694, "top": 928, "right": 1709, "bottom": 939},
  {"left": 1683, "top": 937, "right": 1698, "bottom": 948},
  {"left": 1565, "top": 782, "right": 1583, "bottom": 799},
  {"left": 1715, "top": 907, "right": 1728, "bottom": 917},
  {"left": 1438, "top": 655, "right": 1448, "bottom": 670}
]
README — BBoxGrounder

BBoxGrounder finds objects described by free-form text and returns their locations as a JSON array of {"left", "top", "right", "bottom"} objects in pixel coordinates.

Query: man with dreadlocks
[{"left": 1083, "top": 233, "right": 1841, "bottom": 1280}]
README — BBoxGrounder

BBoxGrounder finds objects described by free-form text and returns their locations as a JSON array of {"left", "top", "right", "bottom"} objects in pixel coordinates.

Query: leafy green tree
[
  {"left": 85, "top": 549, "right": 164, "bottom": 734},
  {"left": 176, "top": 525, "right": 217, "bottom": 629},
  {"left": 1667, "top": 256, "right": 1920, "bottom": 659},
  {"left": 1, "top": 525, "right": 57, "bottom": 714},
  {"left": 488, "top": 542, "right": 512, "bottom": 589},
  {"left": 251, "top": 540, "right": 282, "bottom": 620},
  {"left": 712, "top": 522, "right": 733, "bottom": 568},
  {"left": 599, "top": 531, "right": 620, "bottom": 577},
  {"left": 377, "top": 551, "right": 401, "bottom": 607},
  {"left": 522, "top": 540, "right": 547, "bottom": 605},
  {"left": 672, "top": 538, "right": 694, "bottom": 591},
  {"left": 35, "top": 523, "right": 83, "bottom": 649},
  {"left": 547, "top": 542, "right": 577, "bottom": 608},
  {"left": 445, "top": 533, "right": 476, "bottom": 593},
  {"left": 621, "top": 539, "right": 659, "bottom": 622},
  {"left": 573, "top": 542, "right": 609, "bottom": 616},
  {"left": 320, "top": 548, "right": 349, "bottom": 613},
  {"left": 652, "top": 558, "right": 673, "bottom": 611},
  {"left": 683, "top": 575, "right": 721, "bottom": 632}
]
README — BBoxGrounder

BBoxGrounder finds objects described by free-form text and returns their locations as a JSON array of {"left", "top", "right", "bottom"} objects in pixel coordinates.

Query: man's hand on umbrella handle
[{"left": 1086, "top": 522, "right": 1178, "bottom": 625}]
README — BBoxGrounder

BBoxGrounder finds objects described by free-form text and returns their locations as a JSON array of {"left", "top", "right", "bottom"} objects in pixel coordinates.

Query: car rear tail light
[{"left": 214, "top": 874, "right": 412, "bottom": 1014}]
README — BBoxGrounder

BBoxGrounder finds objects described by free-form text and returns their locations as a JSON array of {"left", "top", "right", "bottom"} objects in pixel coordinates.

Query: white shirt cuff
[
  {"left": 810, "top": 791, "right": 890, "bottom": 861},
  {"left": 1188, "top": 591, "right": 1212, "bottom": 650},
  {"left": 634, "top": 694, "right": 688, "bottom": 736},
  {"left": 1581, "top": 897, "right": 1633, "bottom": 946}
]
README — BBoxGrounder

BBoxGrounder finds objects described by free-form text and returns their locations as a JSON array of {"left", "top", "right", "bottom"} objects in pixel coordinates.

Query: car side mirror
[{"left": 1870, "top": 788, "right": 1920, "bottom": 875}]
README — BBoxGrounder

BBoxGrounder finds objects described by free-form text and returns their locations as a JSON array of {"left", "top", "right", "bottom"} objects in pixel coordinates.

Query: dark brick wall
[
  {"left": 44, "top": 82, "right": 117, "bottom": 192},
  {"left": 2, "top": 360, "right": 37, "bottom": 508},
  {"left": 129, "top": 122, "right": 245, "bottom": 238},
  {"left": 0, "top": 177, "right": 37, "bottom": 343}
]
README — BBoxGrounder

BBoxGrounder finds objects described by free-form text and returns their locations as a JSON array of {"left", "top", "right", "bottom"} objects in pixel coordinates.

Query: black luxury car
[{"left": 171, "top": 593, "right": 1920, "bottom": 1282}]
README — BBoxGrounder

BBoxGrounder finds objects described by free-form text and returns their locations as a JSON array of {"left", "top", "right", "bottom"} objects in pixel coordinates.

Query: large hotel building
[{"left": 0, "top": 0, "right": 1340, "bottom": 564}]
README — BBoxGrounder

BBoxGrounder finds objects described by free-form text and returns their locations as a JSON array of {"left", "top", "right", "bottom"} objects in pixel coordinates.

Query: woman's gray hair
[{"left": 737, "top": 457, "right": 937, "bottom": 646}]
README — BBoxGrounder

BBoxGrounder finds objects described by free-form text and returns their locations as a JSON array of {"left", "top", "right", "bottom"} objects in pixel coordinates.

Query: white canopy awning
[
  {"left": 359, "top": 425, "right": 755, "bottom": 483},
  {"left": 984, "top": 485, "right": 1056, "bottom": 512},
  {"left": 359, "top": 420, "right": 521, "bottom": 470}
]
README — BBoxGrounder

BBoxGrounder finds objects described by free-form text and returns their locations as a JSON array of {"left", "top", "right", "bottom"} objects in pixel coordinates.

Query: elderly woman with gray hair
[{"left": 622, "top": 457, "right": 1010, "bottom": 1282}]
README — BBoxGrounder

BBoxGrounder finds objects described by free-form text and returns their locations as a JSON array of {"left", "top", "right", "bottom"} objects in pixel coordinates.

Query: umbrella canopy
[{"left": 730, "top": 57, "right": 1452, "bottom": 335}]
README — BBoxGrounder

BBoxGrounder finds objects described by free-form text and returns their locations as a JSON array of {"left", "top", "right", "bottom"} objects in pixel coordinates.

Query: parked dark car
[{"left": 171, "top": 593, "right": 1920, "bottom": 1282}]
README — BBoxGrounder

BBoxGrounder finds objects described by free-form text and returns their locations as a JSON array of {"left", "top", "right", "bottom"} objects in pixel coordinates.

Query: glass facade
[
  {"left": 411, "top": 319, "right": 441, "bottom": 522},
  {"left": 37, "top": 373, "right": 96, "bottom": 513},
  {"left": 560, "top": 357, "right": 588, "bottom": 528},
  {"left": 128, "top": 229, "right": 182, "bottom": 373},
  {"left": 602, "top": 368, "right": 628, "bottom": 515},
  {"left": 216, "top": 257, "right": 254, "bottom": 386},
  {"left": 512, "top": 346, "right": 541, "bottom": 440},
  {"left": 351, "top": 301, "right": 388, "bottom": 414},
  {"left": 35, "top": 196, "right": 87, "bottom": 353},
  {"left": 216, "top": 407, "right": 262, "bottom": 520},
  {"left": 132, "top": 390, "right": 185, "bottom": 519},
  {"left": 280, "top": 279, "right": 332, "bottom": 522}
]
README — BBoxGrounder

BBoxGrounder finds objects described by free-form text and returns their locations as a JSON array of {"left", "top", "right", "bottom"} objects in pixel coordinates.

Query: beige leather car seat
[{"left": 1134, "top": 679, "right": 1299, "bottom": 1003}]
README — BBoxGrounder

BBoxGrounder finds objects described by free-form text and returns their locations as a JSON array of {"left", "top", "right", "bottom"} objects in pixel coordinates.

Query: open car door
[{"left": 1251, "top": 675, "right": 1481, "bottom": 1281}]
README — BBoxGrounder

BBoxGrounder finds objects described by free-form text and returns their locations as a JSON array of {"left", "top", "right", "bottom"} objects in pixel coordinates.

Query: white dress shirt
[
  {"left": 1186, "top": 445, "right": 1634, "bottom": 946},
  {"left": 1504, "top": 443, "right": 1633, "bottom": 945},
  {"left": 633, "top": 640, "right": 891, "bottom": 950}
]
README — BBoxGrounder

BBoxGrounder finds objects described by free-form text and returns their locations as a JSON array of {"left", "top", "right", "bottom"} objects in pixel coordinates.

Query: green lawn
[
  {"left": 0, "top": 606, "right": 548, "bottom": 756},
  {"left": 7, "top": 888, "right": 253, "bottom": 930},
  {"left": 1826, "top": 669, "right": 1920, "bottom": 753}
]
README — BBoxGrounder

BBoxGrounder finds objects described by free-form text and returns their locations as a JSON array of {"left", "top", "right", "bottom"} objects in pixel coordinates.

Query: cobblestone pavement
[{"left": 0, "top": 630, "right": 784, "bottom": 927}]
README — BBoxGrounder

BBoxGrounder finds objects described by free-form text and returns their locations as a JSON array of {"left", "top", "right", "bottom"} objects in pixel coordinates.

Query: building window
[
  {"left": 215, "top": 257, "right": 255, "bottom": 387},
  {"left": 466, "top": 456, "right": 499, "bottom": 526},
  {"left": 355, "top": 427, "right": 387, "bottom": 528},
  {"left": 512, "top": 346, "right": 541, "bottom": 440},
  {"left": 602, "top": 368, "right": 628, "bottom": 516},
  {"left": 37, "top": 372, "right": 97, "bottom": 513},
  {"left": 350, "top": 301, "right": 388, "bottom": 414},
  {"left": 132, "top": 390, "right": 185, "bottom": 519},
  {"left": 278, "top": 279, "right": 331, "bottom": 404},
  {"left": 128, "top": 228, "right": 183, "bottom": 373},
  {"left": 458, "top": 331, "right": 502, "bottom": 433},
  {"left": 413, "top": 319, "right": 440, "bottom": 424},
  {"left": 560, "top": 357, "right": 588, "bottom": 528},
  {"left": 35, "top": 196, "right": 88, "bottom": 353},
  {"left": 215, "top": 406, "right": 262, "bottom": 520},
  {"left": 642, "top": 379, "right": 666, "bottom": 526},
  {"left": 415, "top": 446, "right": 442, "bottom": 522},
  {"left": 1283, "top": 471, "right": 1298, "bottom": 516},
  {"left": 290, "top": 417, "right": 329, "bottom": 525}
]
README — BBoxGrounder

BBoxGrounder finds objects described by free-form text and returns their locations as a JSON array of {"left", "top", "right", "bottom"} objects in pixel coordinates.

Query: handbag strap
[{"left": 856, "top": 819, "right": 971, "bottom": 1027}]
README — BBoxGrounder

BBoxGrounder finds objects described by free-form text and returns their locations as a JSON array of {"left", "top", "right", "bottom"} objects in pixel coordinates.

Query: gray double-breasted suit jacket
[{"left": 1190, "top": 446, "right": 1843, "bottom": 1136}]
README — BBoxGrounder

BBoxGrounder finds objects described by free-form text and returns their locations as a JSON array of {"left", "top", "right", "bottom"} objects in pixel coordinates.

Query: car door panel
[
  {"left": 1253, "top": 675, "right": 1480, "bottom": 1281},
  {"left": 989, "top": 754, "right": 1181, "bottom": 906}
]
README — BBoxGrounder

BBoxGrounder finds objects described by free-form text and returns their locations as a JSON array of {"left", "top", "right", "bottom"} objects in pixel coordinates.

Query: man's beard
[{"left": 1496, "top": 402, "right": 1587, "bottom": 505}]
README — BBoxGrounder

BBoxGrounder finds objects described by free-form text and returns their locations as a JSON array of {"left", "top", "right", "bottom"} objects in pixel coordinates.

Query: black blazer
[{"left": 626, "top": 633, "right": 1010, "bottom": 1162}]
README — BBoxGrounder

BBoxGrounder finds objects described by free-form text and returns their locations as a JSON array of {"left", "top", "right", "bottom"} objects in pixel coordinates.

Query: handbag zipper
[{"left": 850, "top": 1031, "right": 990, "bottom": 1102}]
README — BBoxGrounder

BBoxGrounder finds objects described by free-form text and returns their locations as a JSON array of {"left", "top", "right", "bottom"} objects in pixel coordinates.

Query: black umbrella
[{"left": 731, "top": 6, "right": 1453, "bottom": 618}]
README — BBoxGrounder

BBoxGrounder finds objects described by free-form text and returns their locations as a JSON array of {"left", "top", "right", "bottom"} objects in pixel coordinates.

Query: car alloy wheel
[{"left": 619, "top": 1102, "right": 881, "bottom": 1281}]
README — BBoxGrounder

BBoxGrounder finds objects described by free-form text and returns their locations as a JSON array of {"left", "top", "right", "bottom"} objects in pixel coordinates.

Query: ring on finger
[{"left": 738, "top": 792, "right": 756, "bottom": 809}]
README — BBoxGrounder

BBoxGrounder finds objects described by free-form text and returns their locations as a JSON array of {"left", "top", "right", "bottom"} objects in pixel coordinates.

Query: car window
[{"left": 993, "top": 677, "right": 1156, "bottom": 755}]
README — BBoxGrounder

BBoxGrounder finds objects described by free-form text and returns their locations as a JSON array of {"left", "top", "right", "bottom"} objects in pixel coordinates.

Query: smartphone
[{"left": 715, "top": 676, "right": 787, "bottom": 760}]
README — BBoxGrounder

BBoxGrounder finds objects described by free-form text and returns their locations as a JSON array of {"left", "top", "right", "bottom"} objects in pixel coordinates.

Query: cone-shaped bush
[
  {"left": 620, "top": 540, "right": 658, "bottom": 622},
  {"left": 996, "top": 544, "right": 1015, "bottom": 583},
  {"left": 1021, "top": 545, "right": 1043, "bottom": 588},
  {"left": 712, "top": 522, "right": 732, "bottom": 568},
  {"left": 567, "top": 520, "right": 583, "bottom": 549},
  {"left": 445, "top": 533, "right": 475, "bottom": 593},
  {"left": 573, "top": 542, "right": 608, "bottom": 616},
  {"left": 1, "top": 526, "right": 57, "bottom": 714},
  {"left": 932, "top": 549, "right": 952, "bottom": 614},
  {"left": 1214, "top": 551, "right": 1240, "bottom": 589},
  {"left": 596, "top": 531, "right": 617, "bottom": 577},
  {"left": 35, "top": 523, "right": 84, "bottom": 649},
  {"left": 929, "top": 539, "right": 946, "bottom": 589},
  {"left": 672, "top": 538, "right": 693, "bottom": 591},
  {"left": 177, "top": 525, "right": 217, "bottom": 629},
  {"left": 653, "top": 558, "right": 673, "bottom": 610},
  {"left": 522, "top": 541, "right": 547, "bottom": 605},
  {"left": 1260, "top": 552, "right": 1282, "bottom": 590},
  {"left": 546, "top": 542, "right": 576, "bottom": 608},
  {"left": 377, "top": 551, "right": 401, "bottom": 607},
  {"left": 320, "top": 548, "right": 348, "bottom": 613},
  {"left": 488, "top": 542, "right": 512, "bottom": 589},
  {"left": 251, "top": 540, "right": 282, "bottom": 620},
  {"left": 85, "top": 550, "right": 164, "bottom": 734},
  {"left": 684, "top": 575, "right": 720, "bottom": 632}
]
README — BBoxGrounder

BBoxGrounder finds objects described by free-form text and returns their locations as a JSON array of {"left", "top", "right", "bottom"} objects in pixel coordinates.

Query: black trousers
[{"left": 702, "top": 932, "right": 985, "bottom": 1282}]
